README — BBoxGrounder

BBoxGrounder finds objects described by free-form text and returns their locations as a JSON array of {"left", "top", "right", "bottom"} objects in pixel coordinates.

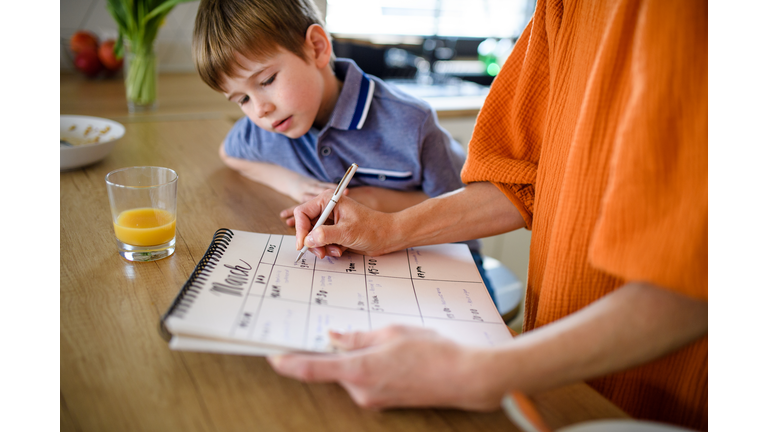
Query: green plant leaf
[
  {"left": 104, "top": 0, "right": 195, "bottom": 48},
  {"left": 114, "top": 33, "right": 125, "bottom": 59},
  {"left": 143, "top": 0, "right": 194, "bottom": 24}
]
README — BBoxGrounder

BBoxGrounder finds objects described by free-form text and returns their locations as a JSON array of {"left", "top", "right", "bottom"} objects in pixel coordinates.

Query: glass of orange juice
[{"left": 105, "top": 166, "right": 178, "bottom": 262}]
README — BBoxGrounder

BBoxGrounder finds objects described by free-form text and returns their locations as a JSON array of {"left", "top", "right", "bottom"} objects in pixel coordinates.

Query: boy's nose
[{"left": 257, "top": 101, "right": 275, "bottom": 118}]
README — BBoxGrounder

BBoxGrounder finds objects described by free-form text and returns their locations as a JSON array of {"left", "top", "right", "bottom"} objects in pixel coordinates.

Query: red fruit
[
  {"left": 70, "top": 30, "right": 99, "bottom": 54},
  {"left": 74, "top": 50, "right": 103, "bottom": 77},
  {"left": 98, "top": 40, "right": 123, "bottom": 71}
]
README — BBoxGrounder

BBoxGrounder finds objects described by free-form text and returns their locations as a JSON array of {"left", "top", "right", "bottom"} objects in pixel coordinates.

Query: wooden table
[{"left": 60, "top": 77, "right": 629, "bottom": 432}]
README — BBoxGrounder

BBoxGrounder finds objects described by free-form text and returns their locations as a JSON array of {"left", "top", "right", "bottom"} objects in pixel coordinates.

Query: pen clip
[{"left": 334, "top": 163, "right": 358, "bottom": 195}]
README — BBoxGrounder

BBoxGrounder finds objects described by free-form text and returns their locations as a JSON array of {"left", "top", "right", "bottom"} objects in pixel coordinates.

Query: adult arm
[
  {"left": 219, "top": 141, "right": 337, "bottom": 203},
  {"left": 268, "top": 280, "right": 707, "bottom": 410},
  {"left": 293, "top": 181, "right": 524, "bottom": 257},
  {"left": 345, "top": 187, "right": 429, "bottom": 213}
]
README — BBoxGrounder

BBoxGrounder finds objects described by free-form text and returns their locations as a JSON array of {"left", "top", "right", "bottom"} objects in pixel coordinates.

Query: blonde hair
[{"left": 193, "top": 0, "right": 331, "bottom": 92}]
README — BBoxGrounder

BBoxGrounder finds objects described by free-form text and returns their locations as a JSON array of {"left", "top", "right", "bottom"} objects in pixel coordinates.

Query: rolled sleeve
[{"left": 461, "top": 19, "right": 546, "bottom": 230}]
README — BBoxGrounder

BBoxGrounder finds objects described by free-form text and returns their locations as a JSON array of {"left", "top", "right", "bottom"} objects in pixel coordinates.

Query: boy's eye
[
  {"left": 261, "top": 74, "right": 276, "bottom": 87},
  {"left": 238, "top": 95, "right": 250, "bottom": 106}
]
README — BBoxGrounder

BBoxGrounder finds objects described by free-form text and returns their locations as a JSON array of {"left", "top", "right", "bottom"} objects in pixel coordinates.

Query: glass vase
[{"left": 123, "top": 43, "right": 158, "bottom": 113}]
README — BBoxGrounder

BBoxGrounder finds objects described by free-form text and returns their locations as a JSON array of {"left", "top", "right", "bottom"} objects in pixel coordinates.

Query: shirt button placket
[{"left": 320, "top": 146, "right": 332, "bottom": 156}]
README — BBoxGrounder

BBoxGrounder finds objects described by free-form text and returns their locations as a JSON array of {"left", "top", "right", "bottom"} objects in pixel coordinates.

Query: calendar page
[{"left": 163, "top": 230, "right": 513, "bottom": 356}]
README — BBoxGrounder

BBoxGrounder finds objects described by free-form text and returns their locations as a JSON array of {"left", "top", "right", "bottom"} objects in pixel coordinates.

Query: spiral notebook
[{"left": 160, "top": 229, "right": 513, "bottom": 356}]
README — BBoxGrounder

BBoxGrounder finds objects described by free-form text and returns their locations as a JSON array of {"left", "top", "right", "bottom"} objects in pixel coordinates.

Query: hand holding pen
[{"left": 295, "top": 163, "right": 358, "bottom": 263}]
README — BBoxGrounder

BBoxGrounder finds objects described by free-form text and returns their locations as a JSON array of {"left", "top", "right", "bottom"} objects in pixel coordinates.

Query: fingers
[
  {"left": 279, "top": 205, "right": 297, "bottom": 219},
  {"left": 304, "top": 244, "right": 346, "bottom": 259},
  {"left": 268, "top": 353, "right": 353, "bottom": 383},
  {"left": 269, "top": 327, "right": 407, "bottom": 382},
  {"left": 267, "top": 326, "right": 487, "bottom": 411},
  {"left": 294, "top": 191, "right": 333, "bottom": 250},
  {"left": 329, "top": 325, "right": 412, "bottom": 351},
  {"left": 295, "top": 193, "right": 391, "bottom": 256},
  {"left": 304, "top": 225, "right": 357, "bottom": 258},
  {"left": 308, "top": 246, "right": 327, "bottom": 260},
  {"left": 280, "top": 205, "right": 297, "bottom": 227},
  {"left": 328, "top": 330, "right": 382, "bottom": 351},
  {"left": 326, "top": 245, "right": 347, "bottom": 257},
  {"left": 304, "top": 225, "right": 341, "bottom": 249}
]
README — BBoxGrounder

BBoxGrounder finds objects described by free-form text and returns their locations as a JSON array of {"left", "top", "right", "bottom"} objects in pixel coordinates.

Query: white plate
[
  {"left": 502, "top": 394, "right": 696, "bottom": 432},
  {"left": 560, "top": 419, "right": 695, "bottom": 432},
  {"left": 60, "top": 115, "right": 125, "bottom": 171}
]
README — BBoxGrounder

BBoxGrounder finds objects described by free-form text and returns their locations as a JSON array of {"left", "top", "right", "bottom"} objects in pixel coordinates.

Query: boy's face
[{"left": 221, "top": 48, "right": 326, "bottom": 139}]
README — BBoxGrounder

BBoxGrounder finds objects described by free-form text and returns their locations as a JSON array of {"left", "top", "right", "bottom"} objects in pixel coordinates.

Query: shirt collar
[{"left": 327, "top": 59, "right": 375, "bottom": 131}]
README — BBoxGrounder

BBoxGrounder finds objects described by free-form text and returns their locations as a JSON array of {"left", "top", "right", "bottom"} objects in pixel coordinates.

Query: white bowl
[{"left": 60, "top": 115, "right": 125, "bottom": 171}]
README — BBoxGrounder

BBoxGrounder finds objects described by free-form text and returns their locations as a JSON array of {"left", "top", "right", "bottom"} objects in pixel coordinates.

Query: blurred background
[{"left": 61, "top": 0, "right": 534, "bottom": 80}]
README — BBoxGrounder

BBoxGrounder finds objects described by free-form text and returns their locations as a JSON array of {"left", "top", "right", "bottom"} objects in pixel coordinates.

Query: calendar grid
[{"left": 164, "top": 230, "right": 513, "bottom": 355}]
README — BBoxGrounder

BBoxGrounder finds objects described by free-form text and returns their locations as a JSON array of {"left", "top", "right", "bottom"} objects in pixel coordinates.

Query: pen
[{"left": 295, "top": 163, "right": 358, "bottom": 264}]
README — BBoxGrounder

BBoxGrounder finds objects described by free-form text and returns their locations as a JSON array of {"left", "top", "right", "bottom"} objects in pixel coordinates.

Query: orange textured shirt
[{"left": 461, "top": 0, "right": 707, "bottom": 429}]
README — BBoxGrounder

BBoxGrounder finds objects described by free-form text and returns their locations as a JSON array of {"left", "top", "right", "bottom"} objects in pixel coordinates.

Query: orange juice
[{"left": 114, "top": 208, "right": 176, "bottom": 246}]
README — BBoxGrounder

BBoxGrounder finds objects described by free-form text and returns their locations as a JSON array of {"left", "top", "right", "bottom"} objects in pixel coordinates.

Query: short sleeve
[
  {"left": 223, "top": 116, "right": 263, "bottom": 160},
  {"left": 460, "top": 10, "right": 550, "bottom": 229},
  {"left": 588, "top": 0, "right": 707, "bottom": 298}
]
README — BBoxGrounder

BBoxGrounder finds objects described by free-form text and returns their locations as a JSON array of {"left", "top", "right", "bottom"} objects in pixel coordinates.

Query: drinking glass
[{"left": 105, "top": 166, "right": 177, "bottom": 261}]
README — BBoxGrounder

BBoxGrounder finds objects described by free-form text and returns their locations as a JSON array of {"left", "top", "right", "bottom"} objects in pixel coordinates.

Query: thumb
[
  {"left": 304, "top": 223, "right": 346, "bottom": 249},
  {"left": 329, "top": 326, "right": 408, "bottom": 351},
  {"left": 328, "top": 330, "right": 379, "bottom": 351}
]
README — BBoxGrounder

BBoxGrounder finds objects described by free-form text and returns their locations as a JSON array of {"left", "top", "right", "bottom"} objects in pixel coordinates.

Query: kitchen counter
[
  {"left": 60, "top": 72, "right": 243, "bottom": 123},
  {"left": 60, "top": 72, "right": 485, "bottom": 123}
]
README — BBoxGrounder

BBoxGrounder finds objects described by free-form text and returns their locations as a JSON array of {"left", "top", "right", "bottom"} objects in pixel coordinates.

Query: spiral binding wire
[{"left": 159, "top": 228, "right": 234, "bottom": 341}]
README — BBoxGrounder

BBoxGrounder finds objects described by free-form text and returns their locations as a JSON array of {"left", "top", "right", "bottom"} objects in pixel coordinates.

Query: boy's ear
[{"left": 305, "top": 24, "right": 332, "bottom": 69}]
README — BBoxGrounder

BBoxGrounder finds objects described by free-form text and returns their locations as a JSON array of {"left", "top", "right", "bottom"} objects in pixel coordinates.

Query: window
[{"left": 326, "top": 0, "right": 535, "bottom": 40}]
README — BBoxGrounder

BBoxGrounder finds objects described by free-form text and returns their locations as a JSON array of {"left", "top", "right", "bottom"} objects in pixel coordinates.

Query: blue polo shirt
[
  {"left": 224, "top": 58, "right": 468, "bottom": 196},
  {"left": 223, "top": 58, "right": 480, "bottom": 253}
]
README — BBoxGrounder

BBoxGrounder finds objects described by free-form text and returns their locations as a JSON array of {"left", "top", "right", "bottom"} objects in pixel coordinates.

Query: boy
[{"left": 192, "top": 0, "right": 498, "bottom": 304}]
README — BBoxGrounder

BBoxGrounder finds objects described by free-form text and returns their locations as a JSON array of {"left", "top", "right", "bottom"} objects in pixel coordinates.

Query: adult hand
[
  {"left": 267, "top": 325, "right": 503, "bottom": 410},
  {"left": 294, "top": 183, "right": 524, "bottom": 259},
  {"left": 293, "top": 190, "right": 397, "bottom": 258}
]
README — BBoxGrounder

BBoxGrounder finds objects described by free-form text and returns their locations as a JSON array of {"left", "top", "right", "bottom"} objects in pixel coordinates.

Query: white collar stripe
[
  {"left": 355, "top": 167, "right": 412, "bottom": 177},
  {"left": 354, "top": 78, "right": 375, "bottom": 130}
]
